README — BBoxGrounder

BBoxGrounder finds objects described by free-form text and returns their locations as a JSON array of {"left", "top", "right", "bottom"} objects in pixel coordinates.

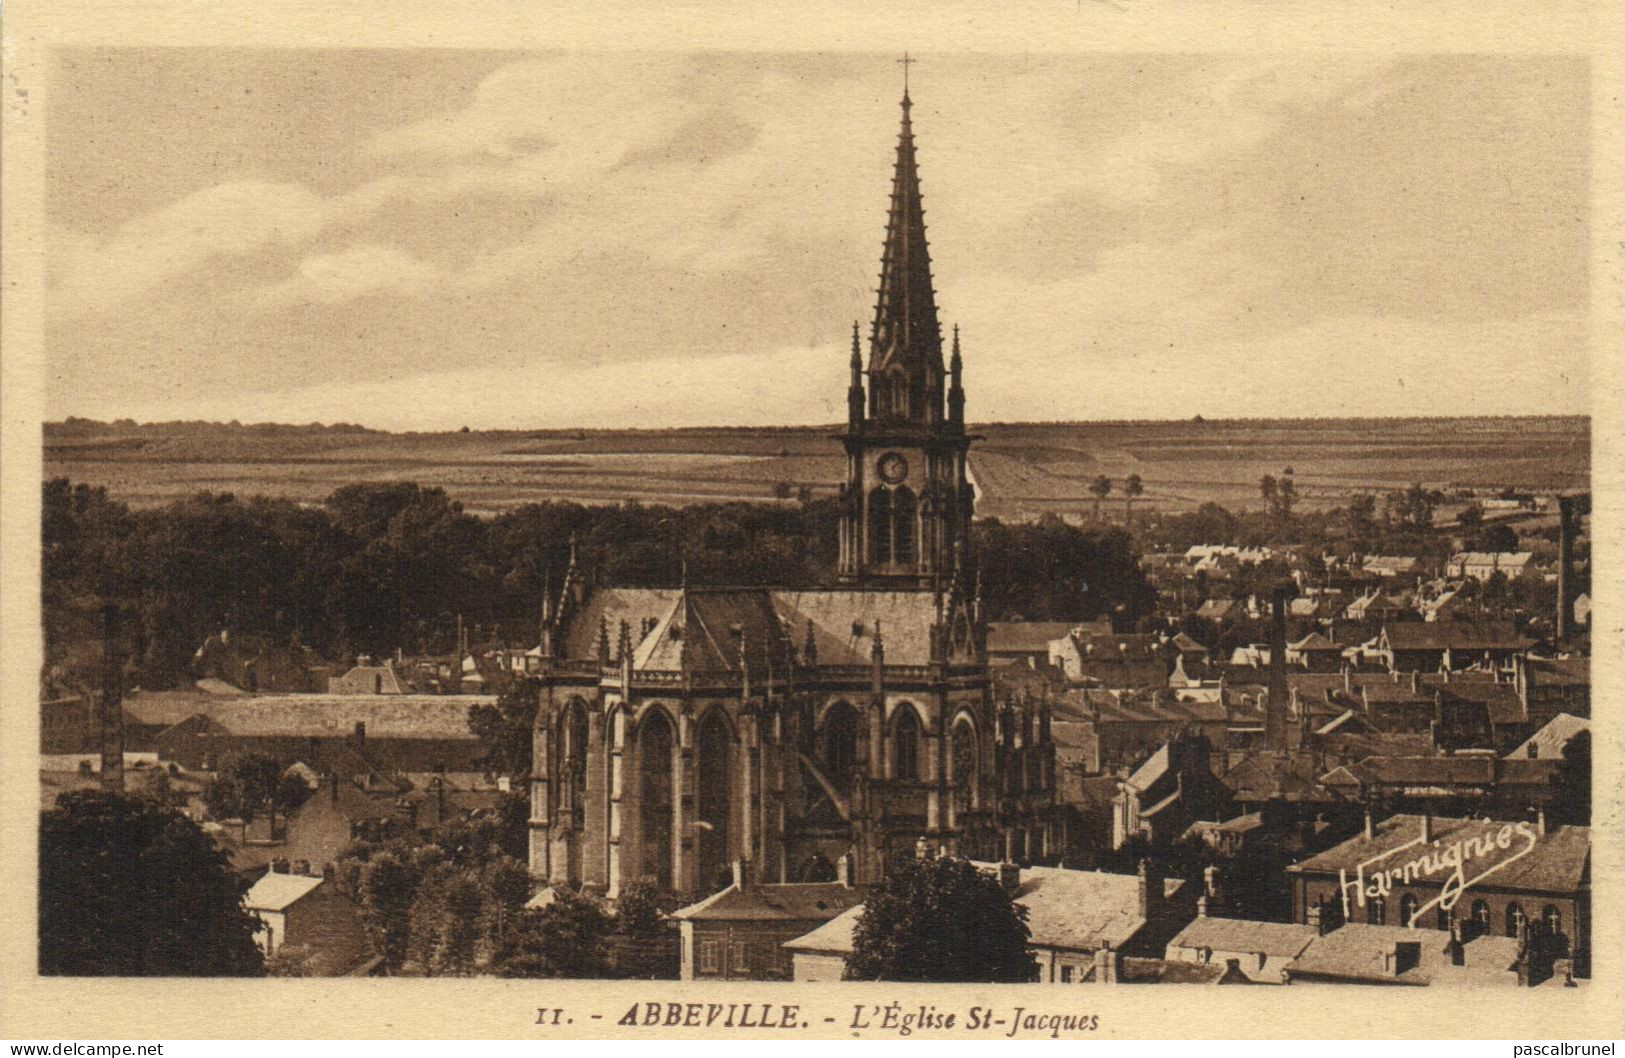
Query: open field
[{"left": 44, "top": 416, "right": 1590, "bottom": 520}]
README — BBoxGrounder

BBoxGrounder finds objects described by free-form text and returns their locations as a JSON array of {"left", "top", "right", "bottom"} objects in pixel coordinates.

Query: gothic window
[
  {"left": 1542, "top": 905, "right": 1562, "bottom": 936},
  {"left": 1399, "top": 893, "right": 1419, "bottom": 929},
  {"left": 893, "top": 704, "right": 921, "bottom": 781},
  {"left": 1471, "top": 900, "right": 1492, "bottom": 935},
  {"left": 822, "top": 701, "right": 860, "bottom": 787},
  {"left": 869, "top": 487, "right": 893, "bottom": 564},
  {"left": 561, "top": 700, "right": 589, "bottom": 827},
  {"left": 1366, "top": 896, "right": 1386, "bottom": 926},
  {"left": 1506, "top": 902, "right": 1526, "bottom": 938},
  {"left": 892, "top": 486, "right": 917, "bottom": 566},
  {"left": 951, "top": 717, "right": 978, "bottom": 814},
  {"left": 696, "top": 711, "right": 732, "bottom": 895},
  {"left": 638, "top": 709, "right": 675, "bottom": 889}
]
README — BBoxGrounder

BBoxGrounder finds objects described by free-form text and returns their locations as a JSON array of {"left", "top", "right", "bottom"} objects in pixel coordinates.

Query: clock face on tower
[{"left": 877, "top": 452, "right": 910, "bottom": 484}]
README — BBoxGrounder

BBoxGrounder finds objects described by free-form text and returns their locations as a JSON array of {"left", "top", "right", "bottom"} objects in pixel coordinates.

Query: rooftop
[
  {"left": 1168, "top": 917, "right": 1320, "bottom": 960},
  {"left": 669, "top": 880, "right": 864, "bottom": 923},
  {"left": 243, "top": 871, "right": 325, "bottom": 912},
  {"left": 1289, "top": 814, "right": 1590, "bottom": 894},
  {"left": 1285, "top": 923, "right": 1522, "bottom": 986}
]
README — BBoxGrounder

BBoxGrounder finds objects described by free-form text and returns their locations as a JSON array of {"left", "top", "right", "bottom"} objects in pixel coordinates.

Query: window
[
  {"left": 823, "top": 702, "right": 860, "bottom": 786},
  {"left": 1399, "top": 893, "right": 1419, "bottom": 929},
  {"left": 1506, "top": 903, "right": 1526, "bottom": 938},
  {"left": 1436, "top": 906, "right": 1451, "bottom": 931},
  {"left": 893, "top": 706, "right": 921, "bottom": 781},
  {"left": 1471, "top": 899, "right": 1491, "bottom": 934},
  {"left": 1366, "top": 896, "right": 1386, "bottom": 926},
  {"left": 892, "top": 486, "right": 917, "bottom": 565},
  {"left": 1060, "top": 965, "right": 1073, "bottom": 983},
  {"left": 730, "top": 941, "right": 750, "bottom": 975},
  {"left": 868, "top": 488, "right": 893, "bottom": 564},
  {"left": 1542, "top": 905, "right": 1562, "bottom": 937},
  {"left": 699, "top": 939, "right": 720, "bottom": 974}
]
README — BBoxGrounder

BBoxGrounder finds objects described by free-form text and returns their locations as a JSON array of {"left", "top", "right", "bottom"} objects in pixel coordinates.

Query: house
[
  {"left": 1506, "top": 713, "right": 1588, "bottom": 762},
  {"left": 1069, "top": 690, "right": 1229, "bottom": 775},
  {"left": 1345, "top": 590, "right": 1410, "bottom": 624},
  {"left": 1195, "top": 599, "right": 1235, "bottom": 622},
  {"left": 327, "top": 660, "right": 411, "bottom": 695},
  {"left": 41, "top": 694, "right": 97, "bottom": 754},
  {"left": 1514, "top": 656, "right": 1590, "bottom": 726},
  {"left": 1282, "top": 923, "right": 1524, "bottom": 986},
  {"left": 1362, "top": 555, "right": 1422, "bottom": 580},
  {"left": 987, "top": 620, "right": 1105, "bottom": 668},
  {"left": 154, "top": 693, "right": 498, "bottom": 774},
  {"left": 668, "top": 858, "right": 864, "bottom": 981},
  {"left": 1165, "top": 915, "right": 1319, "bottom": 984},
  {"left": 1376, "top": 621, "right": 1532, "bottom": 673},
  {"left": 782, "top": 860, "right": 1194, "bottom": 984},
  {"left": 243, "top": 862, "right": 371, "bottom": 974},
  {"left": 1285, "top": 632, "right": 1344, "bottom": 672},
  {"left": 1049, "top": 633, "right": 1168, "bottom": 689},
  {"left": 1110, "top": 735, "right": 1230, "bottom": 850},
  {"left": 1318, "top": 757, "right": 1561, "bottom": 816},
  {"left": 1448, "top": 552, "right": 1536, "bottom": 582},
  {"left": 1286, "top": 813, "right": 1589, "bottom": 977}
]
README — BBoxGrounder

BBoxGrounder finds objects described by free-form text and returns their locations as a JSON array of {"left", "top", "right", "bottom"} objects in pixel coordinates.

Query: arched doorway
[
  {"left": 696, "top": 711, "right": 733, "bottom": 894},
  {"left": 638, "top": 709, "right": 675, "bottom": 889}
]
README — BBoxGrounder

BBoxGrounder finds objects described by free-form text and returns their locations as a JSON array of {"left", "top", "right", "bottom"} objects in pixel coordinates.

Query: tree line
[{"left": 43, "top": 479, "right": 1154, "bottom": 693}]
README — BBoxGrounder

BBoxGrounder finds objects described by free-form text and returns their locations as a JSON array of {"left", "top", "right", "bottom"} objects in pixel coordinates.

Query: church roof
[
  {"left": 772, "top": 589, "right": 941, "bottom": 667},
  {"left": 563, "top": 587, "right": 679, "bottom": 660},
  {"left": 632, "top": 590, "right": 790, "bottom": 675}
]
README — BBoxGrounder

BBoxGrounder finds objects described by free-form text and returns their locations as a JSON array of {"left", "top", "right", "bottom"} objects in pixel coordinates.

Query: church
[{"left": 525, "top": 80, "right": 1058, "bottom": 901}]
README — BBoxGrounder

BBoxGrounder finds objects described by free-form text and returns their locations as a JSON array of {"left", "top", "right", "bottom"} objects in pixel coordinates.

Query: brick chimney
[
  {"left": 731, "top": 858, "right": 753, "bottom": 892},
  {"left": 1137, "top": 858, "right": 1164, "bottom": 920},
  {"left": 998, "top": 862, "right": 1021, "bottom": 895},
  {"left": 1266, "top": 587, "right": 1290, "bottom": 750},
  {"left": 1093, "top": 943, "right": 1120, "bottom": 984},
  {"left": 1364, "top": 804, "right": 1377, "bottom": 840}
]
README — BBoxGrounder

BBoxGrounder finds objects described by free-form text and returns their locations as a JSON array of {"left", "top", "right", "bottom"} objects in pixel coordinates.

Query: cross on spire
[{"left": 898, "top": 52, "right": 916, "bottom": 99}]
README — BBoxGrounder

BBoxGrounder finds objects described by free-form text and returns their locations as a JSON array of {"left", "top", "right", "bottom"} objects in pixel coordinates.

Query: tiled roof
[
  {"left": 1323, "top": 756, "right": 1559, "bottom": 791},
  {"left": 1382, "top": 621, "right": 1531, "bottom": 651},
  {"left": 1168, "top": 917, "right": 1320, "bottom": 959},
  {"left": 773, "top": 589, "right": 940, "bottom": 667},
  {"left": 1286, "top": 923, "right": 1522, "bottom": 985},
  {"left": 1506, "top": 714, "right": 1589, "bottom": 760},
  {"left": 782, "top": 905, "right": 864, "bottom": 953},
  {"left": 986, "top": 621, "right": 1079, "bottom": 654},
  {"left": 169, "top": 694, "right": 495, "bottom": 741},
  {"left": 1220, "top": 751, "right": 1333, "bottom": 803},
  {"left": 969, "top": 862, "right": 1180, "bottom": 953},
  {"left": 632, "top": 590, "right": 790, "bottom": 674},
  {"left": 1289, "top": 632, "right": 1341, "bottom": 652},
  {"left": 1523, "top": 657, "right": 1589, "bottom": 688},
  {"left": 244, "top": 871, "right": 325, "bottom": 912},
  {"left": 564, "top": 588, "right": 680, "bottom": 660},
  {"left": 1290, "top": 814, "right": 1590, "bottom": 893},
  {"left": 669, "top": 881, "right": 863, "bottom": 923}
]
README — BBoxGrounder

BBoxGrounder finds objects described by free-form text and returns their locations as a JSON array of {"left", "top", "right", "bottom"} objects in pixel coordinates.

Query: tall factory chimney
[
  {"left": 1556, "top": 495, "right": 1576, "bottom": 641},
  {"left": 1266, "top": 586, "right": 1290, "bottom": 751},
  {"left": 99, "top": 604, "right": 126, "bottom": 791}
]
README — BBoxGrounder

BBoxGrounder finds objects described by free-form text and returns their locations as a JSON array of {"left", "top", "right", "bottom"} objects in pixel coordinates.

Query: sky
[{"left": 45, "top": 50, "right": 1590, "bottom": 430}]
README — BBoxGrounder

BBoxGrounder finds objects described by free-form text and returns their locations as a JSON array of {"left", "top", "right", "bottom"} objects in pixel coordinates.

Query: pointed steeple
[
  {"left": 847, "top": 320, "right": 865, "bottom": 429},
  {"left": 948, "top": 323, "right": 965, "bottom": 426},
  {"left": 869, "top": 77, "right": 945, "bottom": 424}
]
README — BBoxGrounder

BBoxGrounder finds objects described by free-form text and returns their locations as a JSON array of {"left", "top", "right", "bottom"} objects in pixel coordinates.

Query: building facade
[{"left": 523, "top": 86, "right": 1058, "bottom": 902}]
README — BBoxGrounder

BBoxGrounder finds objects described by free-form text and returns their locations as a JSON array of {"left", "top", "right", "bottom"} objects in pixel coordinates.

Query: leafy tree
[
  {"left": 844, "top": 856, "right": 1036, "bottom": 982},
  {"left": 40, "top": 790, "right": 265, "bottom": 976},
  {"left": 1552, "top": 729, "right": 1591, "bottom": 827},
  {"left": 1123, "top": 473, "right": 1144, "bottom": 525},
  {"left": 615, "top": 876, "right": 673, "bottom": 937},
  {"left": 1457, "top": 503, "right": 1485, "bottom": 530},
  {"left": 1472, "top": 523, "right": 1521, "bottom": 554},
  {"left": 1088, "top": 476, "right": 1113, "bottom": 521},
  {"left": 468, "top": 680, "right": 539, "bottom": 777},
  {"left": 347, "top": 847, "right": 440, "bottom": 973},
  {"left": 1259, "top": 474, "right": 1277, "bottom": 512},
  {"left": 493, "top": 888, "right": 614, "bottom": 978},
  {"left": 203, "top": 753, "right": 310, "bottom": 826}
]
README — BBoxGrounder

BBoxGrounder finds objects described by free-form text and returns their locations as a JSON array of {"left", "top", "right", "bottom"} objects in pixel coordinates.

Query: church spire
[
  {"left": 869, "top": 68, "right": 944, "bottom": 424},
  {"left": 948, "top": 322, "right": 965, "bottom": 426}
]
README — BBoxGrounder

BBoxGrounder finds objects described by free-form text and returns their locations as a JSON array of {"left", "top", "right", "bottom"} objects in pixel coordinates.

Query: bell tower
[{"left": 837, "top": 69, "right": 976, "bottom": 588}]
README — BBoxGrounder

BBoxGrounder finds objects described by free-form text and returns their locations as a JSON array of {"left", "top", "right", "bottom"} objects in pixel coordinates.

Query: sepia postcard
[{"left": 2, "top": 0, "right": 1622, "bottom": 1042}]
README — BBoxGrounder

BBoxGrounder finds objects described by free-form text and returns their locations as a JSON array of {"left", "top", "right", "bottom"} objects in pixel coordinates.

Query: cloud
[{"left": 255, "top": 243, "right": 443, "bottom": 308}]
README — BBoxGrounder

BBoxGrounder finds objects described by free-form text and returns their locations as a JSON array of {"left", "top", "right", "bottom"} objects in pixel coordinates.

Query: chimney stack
[
  {"left": 1093, "top": 943, "right": 1120, "bottom": 985},
  {"left": 1266, "top": 587, "right": 1290, "bottom": 750},
  {"left": 1137, "top": 858, "right": 1164, "bottom": 920},
  {"left": 1557, "top": 496, "right": 1576, "bottom": 640},
  {"left": 998, "top": 861, "right": 1021, "bottom": 895},
  {"left": 731, "top": 858, "right": 753, "bottom": 892},
  {"left": 1422, "top": 812, "right": 1433, "bottom": 844},
  {"left": 836, "top": 852, "right": 853, "bottom": 889},
  {"left": 1364, "top": 804, "right": 1377, "bottom": 840},
  {"left": 99, "top": 605, "right": 126, "bottom": 791}
]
